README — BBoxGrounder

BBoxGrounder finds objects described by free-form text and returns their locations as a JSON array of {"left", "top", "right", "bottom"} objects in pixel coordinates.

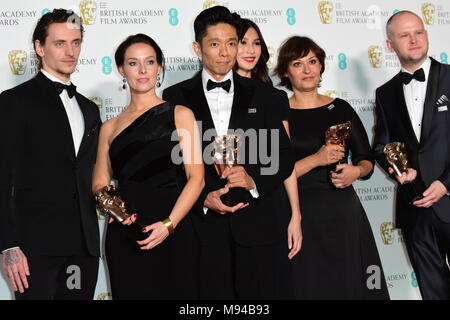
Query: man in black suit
[
  {"left": 0, "top": 9, "right": 101, "bottom": 299},
  {"left": 163, "top": 6, "right": 294, "bottom": 299},
  {"left": 373, "top": 10, "right": 450, "bottom": 299}
]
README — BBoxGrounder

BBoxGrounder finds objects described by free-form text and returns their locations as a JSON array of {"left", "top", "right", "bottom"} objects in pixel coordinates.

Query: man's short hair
[
  {"left": 32, "top": 9, "right": 84, "bottom": 69},
  {"left": 193, "top": 6, "right": 241, "bottom": 45},
  {"left": 386, "top": 10, "right": 422, "bottom": 38}
]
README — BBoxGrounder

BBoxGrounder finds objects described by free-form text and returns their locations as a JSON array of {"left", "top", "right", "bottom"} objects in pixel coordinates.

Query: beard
[{"left": 400, "top": 48, "right": 428, "bottom": 68}]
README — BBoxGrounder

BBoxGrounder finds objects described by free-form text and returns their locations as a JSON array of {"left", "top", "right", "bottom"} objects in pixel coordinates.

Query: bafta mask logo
[
  {"left": 368, "top": 45, "right": 383, "bottom": 68},
  {"left": 203, "top": 0, "right": 220, "bottom": 9},
  {"left": 324, "top": 90, "right": 340, "bottom": 98},
  {"left": 380, "top": 222, "right": 395, "bottom": 245},
  {"left": 79, "top": 0, "right": 97, "bottom": 25},
  {"left": 89, "top": 96, "right": 103, "bottom": 110},
  {"left": 8, "top": 50, "right": 28, "bottom": 75},
  {"left": 421, "top": 3, "right": 436, "bottom": 25},
  {"left": 318, "top": 1, "right": 334, "bottom": 24},
  {"left": 267, "top": 46, "right": 275, "bottom": 69},
  {"left": 96, "top": 292, "right": 112, "bottom": 300}
]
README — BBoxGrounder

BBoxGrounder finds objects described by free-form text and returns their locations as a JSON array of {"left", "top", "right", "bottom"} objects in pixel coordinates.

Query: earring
[
  {"left": 122, "top": 77, "right": 127, "bottom": 90},
  {"left": 156, "top": 75, "right": 161, "bottom": 88}
]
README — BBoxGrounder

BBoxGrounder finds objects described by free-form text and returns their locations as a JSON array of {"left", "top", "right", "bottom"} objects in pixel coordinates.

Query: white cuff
[
  {"left": 249, "top": 187, "right": 259, "bottom": 198},
  {"left": 2, "top": 246, "right": 19, "bottom": 254}
]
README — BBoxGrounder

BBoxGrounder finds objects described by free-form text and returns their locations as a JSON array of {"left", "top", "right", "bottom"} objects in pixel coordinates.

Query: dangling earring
[
  {"left": 156, "top": 75, "right": 161, "bottom": 88},
  {"left": 122, "top": 77, "right": 127, "bottom": 90}
]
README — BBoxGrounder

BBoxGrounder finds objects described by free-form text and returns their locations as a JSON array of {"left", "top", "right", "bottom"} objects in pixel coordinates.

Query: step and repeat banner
[{"left": 1, "top": 0, "right": 449, "bottom": 300}]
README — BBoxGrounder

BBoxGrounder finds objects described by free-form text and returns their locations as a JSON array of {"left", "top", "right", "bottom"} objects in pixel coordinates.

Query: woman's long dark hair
[{"left": 235, "top": 19, "right": 272, "bottom": 85}]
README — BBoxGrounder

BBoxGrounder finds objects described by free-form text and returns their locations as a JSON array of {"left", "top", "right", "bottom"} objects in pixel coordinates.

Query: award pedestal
[
  {"left": 221, "top": 186, "right": 249, "bottom": 207},
  {"left": 124, "top": 221, "right": 149, "bottom": 242}
]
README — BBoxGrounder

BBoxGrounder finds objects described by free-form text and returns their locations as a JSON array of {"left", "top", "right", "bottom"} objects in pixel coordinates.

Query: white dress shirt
[
  {"left": 41, "top": 69, "right": 85, "bottom": 155},
  {"left": 202, "top": 69, "right": 234, "bottom": 136},
  {"left": 2, "top": 71, "right": 85, "bottom": 253},
  {"left": 402, "top": 57, "right": 431, "bottom": 142},
  {"left": 201, "top": 70, "right": 258, "bottom": 214}
]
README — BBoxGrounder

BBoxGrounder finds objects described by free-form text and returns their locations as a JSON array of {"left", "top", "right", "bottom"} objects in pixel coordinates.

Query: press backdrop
[{"left": 2, "top": 0, "right": 449, "bottom": 300}]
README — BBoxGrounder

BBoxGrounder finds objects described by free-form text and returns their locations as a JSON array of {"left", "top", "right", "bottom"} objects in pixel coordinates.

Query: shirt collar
[
  {"left": 202, "top": 69, "right": 234, "bottom": 93},
  {"left": 40, "top": 69, "right": 72, "bottom": 85},
  {"left": 401, "top": 56, "right": 431, "bottom": 81}
]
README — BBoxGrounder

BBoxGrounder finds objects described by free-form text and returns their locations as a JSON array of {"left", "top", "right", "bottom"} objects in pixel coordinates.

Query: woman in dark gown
[
  {"left": 274, "top": 36, "right": 390, "bottom": 299},
  {"left": 234, "top": 18, "right": 302, "bottom": 260},
  {"left": 92, "top": 34, "right": 204, "bottom": 299}
]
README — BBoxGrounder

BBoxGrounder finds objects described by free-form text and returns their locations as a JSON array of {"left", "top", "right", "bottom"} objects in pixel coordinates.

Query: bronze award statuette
[
  {"left": 383, "top": 142, "right": 424, "bottom": 204},
  {"left": 211, "top": 134, "right": 249, "bottom": 207},
  {"left": 95, "top": 185, "right": 148, "bottom": 241},
  {"left": 325, "top": 121, "right": 351, "bottom": 173}
]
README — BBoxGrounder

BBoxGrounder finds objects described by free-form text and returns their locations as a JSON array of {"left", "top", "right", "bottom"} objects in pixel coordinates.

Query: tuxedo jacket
[
  {"left": 163, "top": 72, "right": 294, "bottom": 246},
  {"left": 0, "top": 72, "right": 101, "bottom": 256},
  {"left": 373, "top": 58, "right": 450, "bottom": 229}
]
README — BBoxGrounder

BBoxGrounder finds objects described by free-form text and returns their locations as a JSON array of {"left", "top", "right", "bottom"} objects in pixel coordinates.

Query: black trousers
[
  {"left": 15, "top": 254, "right": 99, "bottom": 300},
  {"left": 197, "top": 215, "right": 294, "bottom": 300},
  {"left": 402, "top": 208, "right": 450, "bottom": 300}
]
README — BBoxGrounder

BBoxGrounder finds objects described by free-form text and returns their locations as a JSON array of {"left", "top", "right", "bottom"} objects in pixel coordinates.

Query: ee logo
[
  {"left": 338, "top": 53, "right": 347, "bottom": 70},
  {"left": 440, "top": 52, "right": 448, "bottom": 64},
  {"left": 102, "top": 56, "right": 112, "bottom": 75},
  {"left": 286, "top": 8, "right": 296, "bottom": 25},
  {"left": 169, "top": 8, "right": 179, "bottom": 26}
]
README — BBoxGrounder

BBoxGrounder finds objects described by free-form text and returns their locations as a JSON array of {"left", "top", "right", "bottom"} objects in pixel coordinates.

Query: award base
[
  {"left": 220, "top": 187, "right": 251, "bottom": 207},
  {"left": 406, "top": 182, "right": 425, "bottom": 205},
  {"left": 124, "top": 222, "right": 149, "bottom": 242}
]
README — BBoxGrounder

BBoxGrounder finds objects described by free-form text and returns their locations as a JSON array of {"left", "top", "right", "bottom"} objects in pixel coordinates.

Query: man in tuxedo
[
  {"left": 373, "top": 10, "right": 450, "bottom": 299},
  {"left": 163, "top": 6, "right": 294, "bottom": 299},
  {"left": 0, "top": 9, "right": 101, "bottom": 299}
]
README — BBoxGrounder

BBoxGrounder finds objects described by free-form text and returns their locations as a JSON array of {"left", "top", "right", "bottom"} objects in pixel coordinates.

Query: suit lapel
[
  {"left": 76, "top": 94, "right": 97, "bottom": 158},
  {"left": 182, "top": 73, "right": 217, "bottom": 138},
  {"left": 420, "top": 58, "right": 441, "bottom": 145},
  {"left": 227, "top": 72, "right": 255, "bottom": 132},
  {"left": 393, "top": 73, "right": 420, "bottom": 147},
  {"left": 35, "top": 72, "right": 76, "bottom": 161}
]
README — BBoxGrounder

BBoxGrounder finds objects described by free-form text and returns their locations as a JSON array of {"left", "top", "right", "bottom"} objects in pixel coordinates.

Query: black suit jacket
[
  {"left": 0, "top": 72, "right": 101, "bottom": 256},
  {"left": 163, "top": 72, "right": 294, "bottom": 246},
  {"left": 373, "top": 58, "right": 450, "bottom": 228}
]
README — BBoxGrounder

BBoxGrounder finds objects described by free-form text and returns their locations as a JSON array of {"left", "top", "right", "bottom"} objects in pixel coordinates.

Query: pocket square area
[
  {"left": 438, "top": 105, "right": 448, "bottom": 112},
  {"left": 248, "top": 108, "right": 257, "bottom": 113}
]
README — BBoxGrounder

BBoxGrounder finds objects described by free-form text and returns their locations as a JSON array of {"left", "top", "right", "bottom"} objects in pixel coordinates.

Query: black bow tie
[
  {"left": 53, "top": 81, "right": 77, "bottom": 98},
  {"left": 400, "top": 68, "right": 425, "bottom": 85},
  {"left": 206, "top": 79, "right": 231, "bottom": 92}
]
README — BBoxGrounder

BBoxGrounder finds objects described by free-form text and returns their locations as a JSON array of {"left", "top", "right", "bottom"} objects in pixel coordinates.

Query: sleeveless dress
[
  {"left": 289, "top": 98, "right": 389, "bottom": 299},
  {"left": 105, "top": 102, "right": 198, "bottom": 299}
]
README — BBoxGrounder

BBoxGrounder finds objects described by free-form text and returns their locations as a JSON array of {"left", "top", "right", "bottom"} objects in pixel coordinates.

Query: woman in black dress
[
  {"left": 92, "top": 34, "right": 204, "bottom": 299},
  {"left": 234, "top": 18, "right": 302, "bottom": 260},
  {"left": 274, "top": 36, "right": 389, "bottom": 299}
]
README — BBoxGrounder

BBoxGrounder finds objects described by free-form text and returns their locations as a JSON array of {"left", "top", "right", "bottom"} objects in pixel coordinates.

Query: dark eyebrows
[
  {"left": 126, "top": 56, "right": 156, "bottom": 60},
  {"left": 207, "top": 37, "right": 238, "bottom": 42}
]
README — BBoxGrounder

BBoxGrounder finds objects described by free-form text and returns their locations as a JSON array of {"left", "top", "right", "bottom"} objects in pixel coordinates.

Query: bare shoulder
[
  {"left": 100, "top": 116, "right": 117, "bottom": 132},
  {"left": 99, "top": 116, "right": 119, "bottom": 141},
  {"left": 174, "top": 104, "right": 195, "bottom": 121}
]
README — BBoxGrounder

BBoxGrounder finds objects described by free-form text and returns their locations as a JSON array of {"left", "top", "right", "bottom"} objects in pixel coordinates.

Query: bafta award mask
[
  {"left": 421, "top": 3, "right": 436, "bottom": 25},
  {"left": 368, "top": 45, "right": 383, "bottom": 69},
  {"left": 79, "top": 0, "right": 97, "bottom": 25},
  {"left": 211, "top": 135, "right": 240, "bottom": 177},
  {"left": 383, "top": 142, "right": 408, "bottom": 177},
  {"left": 318, "top": 1, "right": 334, "bottom": 24},
  {"left": 325, "top": 121, "right": 352, "bottom": 147},
  {"left": 380, "top": 222, "right": 395, "bottom": 245},
  {"left": 8, "top": 50, "right": 27, "bottom": 75}
]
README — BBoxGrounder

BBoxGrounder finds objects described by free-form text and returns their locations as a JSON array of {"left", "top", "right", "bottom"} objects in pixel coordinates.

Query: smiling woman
[
  {"left": 92, "top": 33, "right": 204, "bottom": 300},
  {"left": 274, "top": 35, "right": 390, "bottom": 300}
]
